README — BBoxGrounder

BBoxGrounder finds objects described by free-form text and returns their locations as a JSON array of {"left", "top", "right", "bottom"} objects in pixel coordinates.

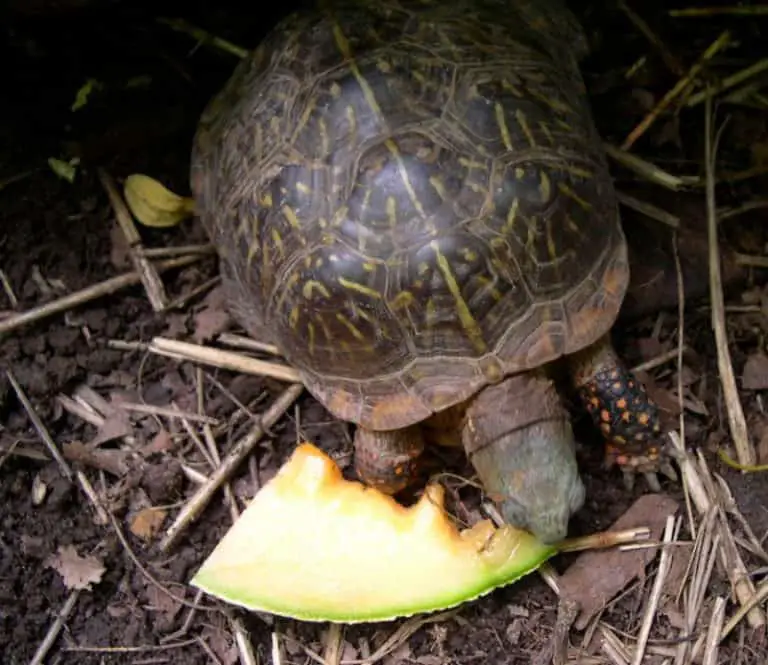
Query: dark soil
[{"left": 2, "top": 1, "right": 768, "bottom": 664}]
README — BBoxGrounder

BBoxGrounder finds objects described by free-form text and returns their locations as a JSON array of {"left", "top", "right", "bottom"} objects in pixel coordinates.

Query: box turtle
[{"left": 191, "top": 0, "right": 674, "bottom": 543}]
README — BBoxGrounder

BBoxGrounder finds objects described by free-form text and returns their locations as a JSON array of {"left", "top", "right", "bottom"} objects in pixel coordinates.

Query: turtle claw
[
  {"left": 643, "top": 471, "right": 662, "bottom": 492},
  {"left": 621, "top": 468, "right": 662, "bottom": 493},
  {"left": 660, "top": 459, "right": 678, "bottom": 482}
]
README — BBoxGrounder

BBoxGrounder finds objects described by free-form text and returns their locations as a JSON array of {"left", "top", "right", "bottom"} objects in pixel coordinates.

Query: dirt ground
[{"left": 2, "top": 1, "right": 768, "bottom": 664}]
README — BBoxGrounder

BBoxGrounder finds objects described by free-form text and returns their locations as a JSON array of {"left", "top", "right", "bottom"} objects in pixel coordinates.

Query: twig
[
  {"left": 117, "top": 400, "right": 220, "bottom": 425},
  {"left": 323, "top": 623, "right": 345, "bottom": 665},
  {"left": 687, "top": 58, "right": 768, "bottom": 108},
  {"left": 631, "top": 516, "right": 678, "bottom": 665},
  {"left": 734, "top": 253, "right": 768, "bottom": 270},
  {"left": 603, "top": 143, "right": 699, "bottom": 190},
  {"left": 159, "top": 383, "right": 303, "bottom": 552},
  {"left": 218, "top": 332, "right": 282, "bottom": 357},
  {"left": 28, "top": 590, "right": 80, "bottom": 665},
  {"left": 149, "top": 336, "right": 301, "bottom": 383},
  {"left": 615, "top": 190, "right": 680, "bottom": 228},
  {"left": 670, "top": 6, "right": 768, "bottom": 17},
  {"left": 617, "top": 1, "right": 685, "bottom": 76},
  {"left": 0, "top": 268, "right": 19, "bottom": 308},
  {"left": 0, "top": 254, "right": 203, "bottom": 336},
  {"left": 703, "top": 96, "right": 755, "bottom": 467},
  {"left": 721, "top": 576, "right": 768, "bottom": 640},
  {"left": 272, "top": 633, "right": 284, "bottom": 665},
  {"left": 631, "top": 347, "right": 688, "bottom": 374},
  {"left": 6, "top": 370, "right": 73, "bottom": 480},
  {"left": 621, "top": 31, "right": 732, "bottom": 150},
  {"left": 703, "top": 597, "right": 727, "bottom": 664},
  {"left": 232, "top": 617, "right": 258, "bottom": 665},
  {"left": 157, "top": 17, "right": 249, "bottom": 59},
  {"left": 137, "top": 243, "right": 214, "bottom": 258},
  {"left": 98, "top": 169, "right": 169, "bottom": 312},
  {"left": 165, "top": 275, "right": 220, "bottom": 311}
]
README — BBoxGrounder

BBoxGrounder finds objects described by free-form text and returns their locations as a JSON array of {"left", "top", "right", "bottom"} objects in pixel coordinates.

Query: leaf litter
[{"left": 2, "top": 1, "right": 768, "bottom": 664}]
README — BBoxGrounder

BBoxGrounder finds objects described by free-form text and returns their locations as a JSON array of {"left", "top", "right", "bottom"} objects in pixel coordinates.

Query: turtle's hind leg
[
  {"left": 353, "top": 425, "right": 425, "bottom": 495},
  {"left": 567, "top": 334, "right": 676, "bottom": 490}
]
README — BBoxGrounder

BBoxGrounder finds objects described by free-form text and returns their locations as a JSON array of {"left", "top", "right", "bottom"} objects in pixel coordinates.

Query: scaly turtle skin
[{"left": 191, "top": 0, "right": 671, "bottom": 544}]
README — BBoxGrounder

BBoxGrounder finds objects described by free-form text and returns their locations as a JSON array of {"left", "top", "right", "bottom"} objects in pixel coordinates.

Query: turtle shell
[{"left": 191, "top": 0, "right": 629, "bottom": 432}]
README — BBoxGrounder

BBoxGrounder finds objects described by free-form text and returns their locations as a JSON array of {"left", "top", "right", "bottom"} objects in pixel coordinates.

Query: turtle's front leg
[
  {"left": 353, "top": 426, "right": 425, "bottom": 495},
  {"left": 567, "top": 334, "right": 676, "bottom": 490}
]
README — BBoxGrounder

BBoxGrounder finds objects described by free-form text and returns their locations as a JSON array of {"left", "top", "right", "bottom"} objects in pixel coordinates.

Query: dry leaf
[
  {"left": 45, "top": 545, "right": 105, "bottom": 591},
  {"left": 558, "top": 494, "right": 680, "bottom": 630},
  {"left": 141, "top": 429, "right": 175, "bottom": 457},
  {"left": 130, "top": 506, "right": 167, "bottom": 540},
  {"left": 92, "top": 411, "right": 133, "bottom": 447},
  {"left": 192, "top": 285, "right": 231, "bottom": 342},
  {"left": 145, "top": 582, "right": 181, "bottom": 621},
  {"left": 63, "top": 440, "right": 130, "bottom": 476},
  {"left": 742, "top": 353, "right": 768, "bottom": 391}
]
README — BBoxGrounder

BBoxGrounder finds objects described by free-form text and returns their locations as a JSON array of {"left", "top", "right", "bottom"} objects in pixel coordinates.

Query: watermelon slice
[{"left": 191, "top": 443, "right": 557, "bottom": 623}]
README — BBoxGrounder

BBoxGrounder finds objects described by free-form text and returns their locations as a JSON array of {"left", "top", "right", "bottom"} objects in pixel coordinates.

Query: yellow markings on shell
[
  {"left": 477, "top": 275, "right": 502, "bottom": 301},
  {"left": 545, "top": 216, "right": 559, "bottom": 265},
  {"left": 429, "top": 176, "right": 447, "bottom": 200},
  {"left": 295, "top": 182, "right": 311, "bottom": 196},
  {"left": 515, "top": 109, "right": 536, "bottom": 147},
  {"left": 525, "top": 218, "right": 537, "bottom": 252},
  {"left": 303, "top": 280, "right": 331, "bottom": 300},
  {"left": 529, "top": 89, "right": 572, "bottom": 115},
  {"left": 494, "top": 103, "right": 513, "bottom": 151},
  {"left": 389, "top": 290, "right": 415, "bottom": 310},
  {"left": 462, "top": 248, "right": 478, "bottom": 262},
  {"left": 270, "top": 229, "right": 284, "bottom": 257},
  {"left": 352, "top": 304, "right": 374, "bottom": 324},
  {"left": 565, "top": 214, "right": 582, "bottom": 235},
  {"left": 385, "top": 139, "right": 426, "bottom": 218},
  {"left": 376, "top": 59, "right": 392, "bottom": 73},
  {"left": 503, "top": 198, "right": 519, "bottom": 234},
  {"left": 539, "top": 172, "right": 551, "bottom": 202},
  {"left": 329, "top": 82, "right": 342, "bottom": 98},
  {"left": 331, "top": 206, "right": 348, "bottom": 227},
  {"left": 261, "top": 192, "right": 273, "bottom": 207},
  {"left": 386, "top": 196, "right": 397, "bottom": 227},
  {"left": 282, "top": 205, "right": 300, "bottom": 228},
  {"left": 561, "top": 165, "right": 594, "bottom": 179},
  {"left": 319, "top": 118, "right": 330, "bottom": 155},
  {"left": 338, "top": 276, "right": 382, "bottom": 299},
  {"left": 459, "top": 158, "right": 487, "bottom": 171},
  {"left": 293, "top": 98, "right": 317, "bottom": 143},
  {"left": 501, "top": 79, "right": 522, "bottom": 96},
  {"left": 346, "top": 106, "right": 357, "bottom": 138},
  {"left": 332, "top": 23, "right": 384, "bottom": 125},
  {"left": 335, "top": 313, "right": 366, "bottom": 341},
  {"left": 362, "top": 261, "right": 376, "bottom": 272},
  {"left": 430, "top": 240, "right": 487, "bottom": 354},
  {"left": 289, "top": 306, "right": 300, "bottom": 329},
  {"left": 558, "top": 183, "right": 593, "bottom": 211}
]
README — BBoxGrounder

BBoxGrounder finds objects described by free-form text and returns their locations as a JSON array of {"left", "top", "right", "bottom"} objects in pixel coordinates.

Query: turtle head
[{"left": 462, "top": 374, "right": 586, "bottom": 545}]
